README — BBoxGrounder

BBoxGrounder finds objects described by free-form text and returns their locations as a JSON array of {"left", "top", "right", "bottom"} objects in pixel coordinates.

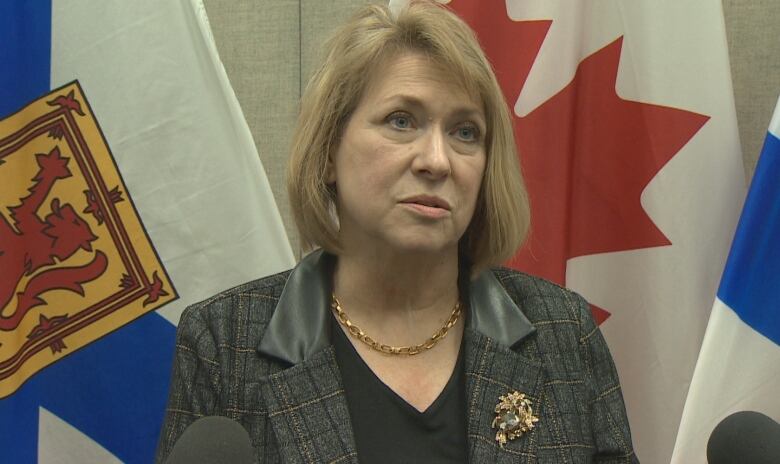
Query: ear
[{"left": 325, "top": 154, "right": 337, "bottom": 184}]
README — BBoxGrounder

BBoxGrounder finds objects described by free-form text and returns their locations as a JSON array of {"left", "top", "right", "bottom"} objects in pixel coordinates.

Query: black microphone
[
  {"left": 707, "top": 411, "right": 780, "bottom": 464},
  {"left": 166, "top": 416, "right": 254, "bottom": 464}
]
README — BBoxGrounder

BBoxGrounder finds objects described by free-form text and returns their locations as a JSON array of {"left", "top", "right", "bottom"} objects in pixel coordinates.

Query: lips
[{"left": 400, "top": 195, "right": 451, "bottom": 211}]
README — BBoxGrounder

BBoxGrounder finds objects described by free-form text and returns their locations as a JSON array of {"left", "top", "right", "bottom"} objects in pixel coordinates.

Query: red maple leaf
[
  {"left": 446, "top": 1, "right": 550, "bottom": 104},
  {"left": 449, "top": 2, "right": 709, "bottom": 324}
]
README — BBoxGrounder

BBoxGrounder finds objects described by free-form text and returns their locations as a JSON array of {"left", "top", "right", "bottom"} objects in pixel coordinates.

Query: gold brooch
[{"left": 492, "top": 391, "right": 539, "bottom": 448}]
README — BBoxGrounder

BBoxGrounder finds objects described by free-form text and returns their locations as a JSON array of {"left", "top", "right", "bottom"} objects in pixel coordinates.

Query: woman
[{"left": 156, "top": 1, "right": 637, "bottom": 463}]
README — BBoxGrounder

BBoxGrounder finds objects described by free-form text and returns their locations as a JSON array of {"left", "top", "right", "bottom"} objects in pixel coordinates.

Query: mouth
[{"left": 400, "top": 195, "right": 451, "bottom": 211}]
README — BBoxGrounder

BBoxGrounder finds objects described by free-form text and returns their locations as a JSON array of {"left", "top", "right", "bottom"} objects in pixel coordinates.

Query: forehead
[{"left": 359, "top": 51, "right": 484, "bottom": 112}]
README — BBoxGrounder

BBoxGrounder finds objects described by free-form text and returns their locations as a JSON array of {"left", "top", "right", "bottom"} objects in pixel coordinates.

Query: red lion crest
[{"left": 0, "top": 146, "right": 107, "bottom": 332}]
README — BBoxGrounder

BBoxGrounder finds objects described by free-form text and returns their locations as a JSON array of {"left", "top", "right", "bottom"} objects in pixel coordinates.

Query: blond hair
[{"left": 287, "top": 0, "right": 529, "bottom": 273}]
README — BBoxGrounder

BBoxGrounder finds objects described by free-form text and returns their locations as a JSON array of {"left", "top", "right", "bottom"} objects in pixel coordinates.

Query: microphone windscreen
[
  {"left": 707, "top": 410, "right": 780, "bottom": 464},
  {"left": 166, "top": 416, "right": 254, "bottom": 464}
]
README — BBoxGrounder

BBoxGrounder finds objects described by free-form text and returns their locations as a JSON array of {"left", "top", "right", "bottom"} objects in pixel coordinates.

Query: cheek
[
  {"left": 348, "top": 146, "right": 400, "bottom": 185},
  {"left": 335, "top": 149, "right": 395, "bottom": 206},
  {"left": 462, "top": 158, "right": 486, "bottom": 201}
]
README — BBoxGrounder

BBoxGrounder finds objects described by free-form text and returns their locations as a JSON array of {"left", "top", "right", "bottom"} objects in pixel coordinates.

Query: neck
[
  {"left": 331, "top": 244, "right": 463, "bottom": 351},
  {"left": 335, "top": 247, "right": 459, "bottom": 307}
]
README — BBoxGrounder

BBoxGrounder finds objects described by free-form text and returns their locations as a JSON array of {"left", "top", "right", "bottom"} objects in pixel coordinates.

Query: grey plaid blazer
[{"left": 155, "top": 251, "right": 637, "bottom": 463}]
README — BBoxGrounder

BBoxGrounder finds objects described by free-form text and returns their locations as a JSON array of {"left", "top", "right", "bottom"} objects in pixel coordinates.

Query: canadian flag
[{"left": 440, "top": 1, "right": 746, "bottom": 462}]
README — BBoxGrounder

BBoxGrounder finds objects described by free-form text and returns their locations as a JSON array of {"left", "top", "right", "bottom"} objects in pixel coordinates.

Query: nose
[{"left": 412, "top": 127, "right": 451, "bottom": 179}]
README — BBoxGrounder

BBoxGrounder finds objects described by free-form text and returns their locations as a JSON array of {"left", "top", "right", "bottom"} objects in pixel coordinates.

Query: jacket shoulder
[
  {"left": 489, "top": 267, "right": 589, "bottom": 324},
  {"left": 157, "top": 270, "right": 294, "bottom": 463},
  {"left": 176, "top": 269, "right": 292, "bottom": 349}
]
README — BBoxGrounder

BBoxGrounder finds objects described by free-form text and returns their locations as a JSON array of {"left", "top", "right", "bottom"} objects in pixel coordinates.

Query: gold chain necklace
[{"left": 330, "top": 294, "right": 462, "bottom": 356}]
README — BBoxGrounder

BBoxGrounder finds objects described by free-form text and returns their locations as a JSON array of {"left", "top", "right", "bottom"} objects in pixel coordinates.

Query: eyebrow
[{"left": 379, "top": 94, "right": 486, "bottom": 124}]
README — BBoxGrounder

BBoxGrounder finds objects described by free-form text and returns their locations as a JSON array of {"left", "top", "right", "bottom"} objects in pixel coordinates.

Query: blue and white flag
[
  {"left": 672, "top": 95, "right": 780, "bottom": 462},
  {"left": 0, "top": 1, "right": 294, "bottom": 462}
]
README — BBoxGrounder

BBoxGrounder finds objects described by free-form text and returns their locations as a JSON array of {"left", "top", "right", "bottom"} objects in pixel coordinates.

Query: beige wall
[
  {"left": 723, "top": 0, "right": 780, "bottom": 179},
  {"left": 203, "top": 0, "right": 369, "bottom": 252},
  {"left": 204, "top": 0, "right": 779, "bottom": 251}
]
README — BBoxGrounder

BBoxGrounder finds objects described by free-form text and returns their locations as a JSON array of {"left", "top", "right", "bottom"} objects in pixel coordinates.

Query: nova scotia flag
[
  {"left": 672, "top": 95, "right": 780, "bottom": 462},
  {"left": 0, "top": 1, "right": 293, "bottom": 462}
]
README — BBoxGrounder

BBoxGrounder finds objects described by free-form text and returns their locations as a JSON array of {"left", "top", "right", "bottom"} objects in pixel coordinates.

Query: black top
[{"left": 331, "top": 315, "right": 468, "bottom": 463}]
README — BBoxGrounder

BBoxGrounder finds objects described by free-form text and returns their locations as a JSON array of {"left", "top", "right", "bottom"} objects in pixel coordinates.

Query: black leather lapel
[
  {"left": 464, "top": 329, "right": 546, "bottom": 463},
  {"left": 467, "top": 270, "right": 535, "bottom": 348},
  {"left": 258, "top": 250, "right": 334, "bottom": 364},
  {"left": 258, "top": 347, "right": 358, "bottom": 464}
]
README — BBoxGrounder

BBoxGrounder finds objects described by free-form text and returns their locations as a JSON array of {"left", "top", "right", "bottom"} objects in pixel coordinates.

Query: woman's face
[{"left": 329, "top": 52, "right": 487, "bottom": 257}]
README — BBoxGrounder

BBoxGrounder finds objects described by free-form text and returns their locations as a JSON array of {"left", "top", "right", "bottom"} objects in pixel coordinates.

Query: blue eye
[
  {"left": 388, "top": 113, "right": 413, "bottom": 130},
  {"left": 455, "top": 125, "right": 479, "bottom": 142}
]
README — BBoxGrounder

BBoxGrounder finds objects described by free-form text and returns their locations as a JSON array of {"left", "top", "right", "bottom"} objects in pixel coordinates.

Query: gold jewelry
[
  {"left": 492, "top": 391, "right": 539, "bottom": 448},
  {"left": 330, "top": 294, "right": 461, "bottom": 356}
]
